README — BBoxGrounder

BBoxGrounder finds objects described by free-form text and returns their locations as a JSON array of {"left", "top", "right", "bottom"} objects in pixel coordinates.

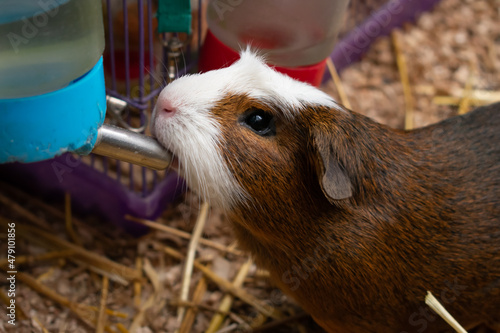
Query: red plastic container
[{"left": 199, "top": 29, "right": 327, "bottom": 87}]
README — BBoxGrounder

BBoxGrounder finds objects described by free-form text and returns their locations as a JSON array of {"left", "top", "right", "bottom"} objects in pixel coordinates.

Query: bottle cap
[
  {"left": 0, "top": 57, "right": 106, "bottom": 163},
  {"left": 199, "top": 29, "right": 327, "bottom": 87}
]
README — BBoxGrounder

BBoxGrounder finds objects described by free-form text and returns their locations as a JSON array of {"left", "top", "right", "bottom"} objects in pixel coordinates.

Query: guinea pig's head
[{"left": 152, "top": 50, "right": 353, "bottom": 212}]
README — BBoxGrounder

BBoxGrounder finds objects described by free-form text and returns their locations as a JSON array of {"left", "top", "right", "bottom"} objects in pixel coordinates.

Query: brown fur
[{"left": 212, "top": 95, "right": 500, "bottom": 333}]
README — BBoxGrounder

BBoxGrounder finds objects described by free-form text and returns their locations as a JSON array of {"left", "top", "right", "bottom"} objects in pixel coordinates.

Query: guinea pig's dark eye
[{"left": 240, "top": 108, "right": 276, "bottom": 136}]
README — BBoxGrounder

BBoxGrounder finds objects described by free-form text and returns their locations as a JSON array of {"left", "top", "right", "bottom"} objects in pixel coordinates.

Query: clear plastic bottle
[
  {"left": 0, "top": 0, "right": 105, "bottom": 98},
  {"left": 205, "top": 0, "right": 350, "bottom": 67}
]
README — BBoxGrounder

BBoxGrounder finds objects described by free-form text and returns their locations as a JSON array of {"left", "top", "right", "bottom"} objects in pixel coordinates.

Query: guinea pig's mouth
[{"left": 169, "top": 154, "right": 180, "bottom": 172}]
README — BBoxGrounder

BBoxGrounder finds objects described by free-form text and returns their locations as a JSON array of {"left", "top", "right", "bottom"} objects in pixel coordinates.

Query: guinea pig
[{"left": 152, "top": 50, "right": 500, "bottom": 333}]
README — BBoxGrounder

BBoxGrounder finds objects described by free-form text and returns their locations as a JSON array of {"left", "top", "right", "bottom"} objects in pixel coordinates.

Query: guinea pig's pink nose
[
  {"left": 157, "top": 98, "right": 177, "bottom": 117},
  {"left": 162, "top": 107, "right": 175, "bottom": 116}
]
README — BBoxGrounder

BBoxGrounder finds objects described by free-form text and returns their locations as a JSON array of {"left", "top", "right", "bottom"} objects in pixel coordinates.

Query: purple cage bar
[
  {"left": 0, "top": 0, "right": 441, "bottom": 234},
  {"left": 324, "top": 0, "right": 442, "bottom": 81}
]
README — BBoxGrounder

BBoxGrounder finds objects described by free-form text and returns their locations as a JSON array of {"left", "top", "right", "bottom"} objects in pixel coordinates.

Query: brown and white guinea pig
[{"left": 152, "top": 50, "right": 500, "bottom": 333}]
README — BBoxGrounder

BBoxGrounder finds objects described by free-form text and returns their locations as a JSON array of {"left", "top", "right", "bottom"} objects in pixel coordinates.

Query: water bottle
[
  {"left": 0, "top": 0, "right": 107, "bottom": 163},
  {"left": 200, "top": 0, "right": 350, "bottom": 86},
  {"left": 0, "top": 0, "right": 105, "bottom": 98}
]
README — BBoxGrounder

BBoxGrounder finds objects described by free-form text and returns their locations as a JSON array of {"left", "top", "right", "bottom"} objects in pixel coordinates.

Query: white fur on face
[
  {"left": 153, "top": 91, "right": 245, "bottom": 210},
  {"left": 153, "top": 50, "right": 339, "bottom": 209}
]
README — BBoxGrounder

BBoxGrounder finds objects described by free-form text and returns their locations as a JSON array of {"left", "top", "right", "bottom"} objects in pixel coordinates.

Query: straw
[
  {"left": 326, "top": 57, "right": 352, "bottom": 109},
  {"left": 125, "top": 214, "right": 245, "bottom": 256},
  {"left": 162, "top": 245, "right": 282, "bottom": 320},
  {"left": 425, "top": 291, "right": 467, "bottom": 333},
  {"left": 458, "top": 66, "right": 475, "bottom": 115},
  {"left": 177, "top": 202, "right": 210, "bottom": 325},
  {"left": 392, "top": 29, "right": 414, "bottom": 130},
  {"left": 96, "top": 276, "right": 110, "bottom": 333},
  {"left": 65, "top": 193, "right": 82, "bottom": 246},
  {"left": 0, "top": 217, "right": 142, "bottom": 285},
  {"left": 206, "top": 258, "right": 253, "bottom": 333},
  {"left": 179, "top": 266, "right": 210, "bottom": 333}
]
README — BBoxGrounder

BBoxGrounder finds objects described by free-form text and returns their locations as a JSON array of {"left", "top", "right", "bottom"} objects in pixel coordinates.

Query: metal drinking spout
[{"left": 91, "top": 124, "right": 172, "bottom": 170}]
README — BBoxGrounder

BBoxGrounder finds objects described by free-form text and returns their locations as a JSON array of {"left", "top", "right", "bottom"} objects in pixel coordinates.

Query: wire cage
[{"left": 0, "top": 0, "right": 441, "bottom": 233}]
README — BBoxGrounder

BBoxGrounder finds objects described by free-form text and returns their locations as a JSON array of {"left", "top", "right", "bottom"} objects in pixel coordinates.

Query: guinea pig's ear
[{"left": 311, "top": 131, "right": 353, "bottom": 202}]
